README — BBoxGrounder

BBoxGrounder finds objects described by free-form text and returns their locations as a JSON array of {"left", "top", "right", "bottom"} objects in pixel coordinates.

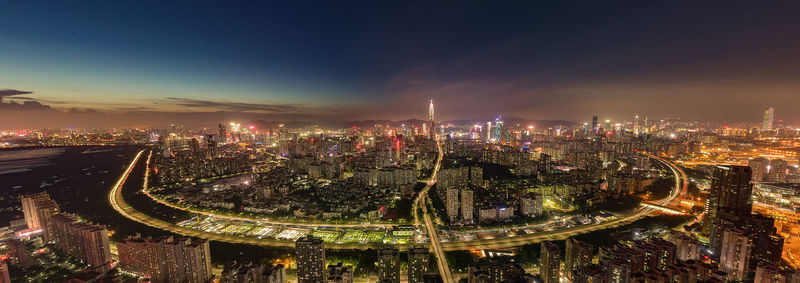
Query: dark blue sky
[{"left": 2, "top": 1, "right": 800, "bottom": 128}]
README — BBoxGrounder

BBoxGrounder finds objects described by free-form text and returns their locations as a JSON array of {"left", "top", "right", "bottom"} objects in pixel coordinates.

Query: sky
[{"left": 1, "top": 1, "right": 800, "bottom": 128}]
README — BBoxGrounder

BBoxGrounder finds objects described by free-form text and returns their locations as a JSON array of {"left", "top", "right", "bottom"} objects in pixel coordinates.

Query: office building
[
  {"left": 326, "top": 263, "right": 353, "bottom": 283},
  {"left": 763, "top": 106, "right": 774, "bottom": 131},
  {"left": 296, "top": 236, "right": 326, "bottom": 283},
  {"left": 408, "top": 246, "right": 429, "bottom": 283},
  {"left": 219, "top": 123, "right": 227, "bottom": 144},
  {"left": 540, "top": 241, "right": 561, "bottom": 283},
  {"left": 565, "top": 238, "right": 593, "bottom": 282},
  {"left": 591, "top": 116, "right": 598, "bottom": 133},
  {"left": 377, "top": 246, "right": 400, "bottom": 283}
]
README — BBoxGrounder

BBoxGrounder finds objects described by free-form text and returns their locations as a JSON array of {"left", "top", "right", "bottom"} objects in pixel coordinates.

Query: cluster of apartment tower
[
  {"left": 294, "top": 235, "right": 434, "bottom": 283},
  {"left": 18, "top": 192, "right": 215, "bottom": 283}
]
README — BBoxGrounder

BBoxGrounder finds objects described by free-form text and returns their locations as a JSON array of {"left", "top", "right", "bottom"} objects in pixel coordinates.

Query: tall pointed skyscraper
[{"left": 428, "top": 99, "right": 435, "bottom": 138}]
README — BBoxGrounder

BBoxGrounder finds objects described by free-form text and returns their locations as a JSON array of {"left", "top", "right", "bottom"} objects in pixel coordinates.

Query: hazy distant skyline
[{"left": 2, "top": 1, "right": 800, "bottom": 128}]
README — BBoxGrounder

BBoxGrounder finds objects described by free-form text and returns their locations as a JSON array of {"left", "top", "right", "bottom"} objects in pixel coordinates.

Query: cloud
[
  {"left": 0, "top": 89, "right": 52, "bottom": 111},
  {"left": 0, "top": 89, "right": 34, "bottom": 101},
  {"left": 113, "top": 106, "right": 156, "bottom": 111},
  {"left": 163, "top": 97, "right": 303, "bottom": 113}
]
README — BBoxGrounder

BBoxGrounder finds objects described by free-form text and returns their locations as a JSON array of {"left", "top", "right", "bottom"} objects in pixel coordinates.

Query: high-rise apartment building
[
  {"left": 460, "top": 188, "right": 473, "bottom": 221},
  {"left": 446, "top": 187, "right": 460, "bottom": 222},
  {"left": 748, "top": 157, "right": 769, "bottom": 183},
  {"left": 719, "top": 228, "right": 751, "bottom": 281},
  {"left": 408, "top": 246, "right": 429, "bottom": 283},
  {"left": 221, "top": 261, "right": 286, "bottom": 283},
  {"left": 377, "top": 246, "right": 400, "bottom": 283},
  {"left": 118, "top": 235, "right": 212, "bottom": 283},
  {"left": 565, "top": 238, "right": 593, "bottom": 282},
  {"left": 520, "top": 192, "right": 543, "bottom": 217},
  {"left": 666, "top": 230, "right": 701, "bottom": 261},
  {"left": 296, "top": 236, "right": 326, "bottom": 283},
  {"left": 632, "top": 237, "right": 676, "bottom": 273},
  {"left": 540, "top": 241, "right": 561, "bottom": 283},
  {"left": 49, "top": 213, "right": 112, "bottom": 268},
  {"left": 707, "top": 165, "right": 753, "bottom": 218},
  {"left": 326, "top": 263, "right": 353, "bottom": 283},
  {"left": 21, "top": 192, "right": 60, "bottom": 242},
  {"left": 467, "top": 259, "right": 533, "bottom": 283},
  {"left": 767, "top": 159, "right": 787, "bottom": 182}
]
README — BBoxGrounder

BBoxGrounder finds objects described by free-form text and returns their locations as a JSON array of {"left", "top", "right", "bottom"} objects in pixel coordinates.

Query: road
[
  {"left": 110, "top": 149, "right": 685, "bottom": 258},
  {"left": 437, "top": 152, "right": 687, "bottom": 251},
  {"left": 412, "top": 138, "right": 454, "bottom": 283},
  {"left": 109, "top": 150, "right": 398, "bottom": 250},
  {"left": 142, "top": 177, "right": 395, "bottom": 229}
]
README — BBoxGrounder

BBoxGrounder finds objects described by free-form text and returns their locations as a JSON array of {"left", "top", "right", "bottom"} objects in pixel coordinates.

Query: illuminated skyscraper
[
  {"left": 591, "top": 115, "right": 598, "bottom": 133},
  {"left": 493, "top": 117, "right": 504, "bottom": 141},
  {"left": 428, "top": 100, "right": 435, "bottom": 138},
  {"left": 218, "top": 123, "right": 227, "bottom": 144},
  {"left": 634, "top": 115, "right": 640, "bottom": 134},
  {"left": 485, "top": 122, "right": 493, "bottom": 142},
  {"left": 644, "top": 116, "right": 649, "bottom": 133},
  {"left": 762, "top": 106, "right": 774, "bottom": 131}
]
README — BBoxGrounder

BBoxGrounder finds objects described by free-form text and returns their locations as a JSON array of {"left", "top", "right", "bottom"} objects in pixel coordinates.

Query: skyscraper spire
[
  {"left": 428, "top": 99, "right": 435, "bottom": 138},
  {"left": 429, "top": 99, "right": 435, "bottom": 122}
]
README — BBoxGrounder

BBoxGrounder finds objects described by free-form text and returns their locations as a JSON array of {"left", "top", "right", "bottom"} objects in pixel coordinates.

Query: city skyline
[
  {"left": 3, "top": 2, "right": 800, "bottom": 282},
  {"left": 3, "top": 1, "right": 800, "bottom": 128}
]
